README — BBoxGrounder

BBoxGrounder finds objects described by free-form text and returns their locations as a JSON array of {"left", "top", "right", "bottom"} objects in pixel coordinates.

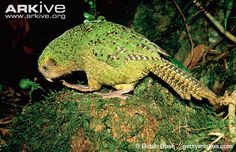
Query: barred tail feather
[{"left": 151, "top": 58, "right": 217, "bottom": 105}]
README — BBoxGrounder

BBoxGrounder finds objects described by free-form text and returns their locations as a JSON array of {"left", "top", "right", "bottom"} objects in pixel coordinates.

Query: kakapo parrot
[{"left": 38, "top": 20, "right": 217, "bottom": 105}]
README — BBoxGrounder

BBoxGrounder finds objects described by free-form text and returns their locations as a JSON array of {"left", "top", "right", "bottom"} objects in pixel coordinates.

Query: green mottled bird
[{"left": 38, "top": 20, "right": 217, "bottom": 105}]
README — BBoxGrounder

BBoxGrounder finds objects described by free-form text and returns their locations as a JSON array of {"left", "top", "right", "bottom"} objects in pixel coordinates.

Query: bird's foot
[{"left": 94, "top": 91, "right": 128, "bottom": 99}]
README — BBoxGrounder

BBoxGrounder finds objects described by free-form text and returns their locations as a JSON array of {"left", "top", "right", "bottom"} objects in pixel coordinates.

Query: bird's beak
[{"left": 45, "top": 77, "right": 53, "bottom": 82}]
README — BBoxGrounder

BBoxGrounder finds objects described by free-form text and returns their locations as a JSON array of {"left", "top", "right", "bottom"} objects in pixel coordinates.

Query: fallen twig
[
  {"left": 205, "top": 132, "right": 225, "bottom": 152},
  {"left": 173, "top": 0, "right": 194, "bottom": 52},
  {"left": 193, "top": 0, "right": 236, "bottom": 43},
  {"left": 0, "top": 128, "right": 10, "bottom": 137},
  {"left": 0, "top": 116, "right": 12, "bottom": 125},
  {"left": 216, "top": 91, "right": 236, "bottom": 143}
]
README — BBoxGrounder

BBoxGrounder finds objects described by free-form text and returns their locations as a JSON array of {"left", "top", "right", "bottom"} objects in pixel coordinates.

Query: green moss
[
  {"left": 3, "top": 77, "right": 230, "bottom": 152},
  {"left": 4, "top": 91, "right": 83, "bottom": 151}
]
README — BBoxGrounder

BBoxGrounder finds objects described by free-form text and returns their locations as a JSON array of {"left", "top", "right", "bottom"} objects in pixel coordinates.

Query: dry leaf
[{"left": 183, "top": 44, "right": 205, "bottom": 70}]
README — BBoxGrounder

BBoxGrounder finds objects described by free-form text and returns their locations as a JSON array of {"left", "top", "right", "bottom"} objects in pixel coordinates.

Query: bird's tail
[{"left": 151, "top": 58, "right": 217, "bottom": 105}]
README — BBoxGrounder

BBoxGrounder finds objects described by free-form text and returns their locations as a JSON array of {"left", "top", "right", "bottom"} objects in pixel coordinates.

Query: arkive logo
[
  {"left": 5, "top": 1, "right": 65, "bottom": 13},
  {"left": 5, "top": 1, "right": 66, "bottom": 20}
]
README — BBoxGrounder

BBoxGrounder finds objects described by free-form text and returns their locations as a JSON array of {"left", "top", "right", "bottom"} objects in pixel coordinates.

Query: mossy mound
[{"left": 3, "top": 78, "right": 229, "bottom": 152}]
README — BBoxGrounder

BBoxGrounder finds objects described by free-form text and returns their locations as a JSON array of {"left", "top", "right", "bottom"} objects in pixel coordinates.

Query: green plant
[
  {"left": 83, "top": 0, "right": 97, "bottom": 22},
  {"left": 223, "top": 0, "right": 234, "bottom": 29},
  {"left": 83, "top": 0, "right": 106, "bottom": 22},
  {"left": 19, "top": 79, "right": 42, "bottom": 97}
]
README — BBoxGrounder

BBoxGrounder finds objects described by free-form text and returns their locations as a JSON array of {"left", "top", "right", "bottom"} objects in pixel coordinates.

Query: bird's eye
[{"left": 42, "top": 66, "right": 48, "bottom": 71}]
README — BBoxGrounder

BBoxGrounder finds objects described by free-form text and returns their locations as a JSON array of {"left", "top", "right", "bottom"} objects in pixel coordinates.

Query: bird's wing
[{"left": 82, "top": 21, "right": 169, "bottom": 67}]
